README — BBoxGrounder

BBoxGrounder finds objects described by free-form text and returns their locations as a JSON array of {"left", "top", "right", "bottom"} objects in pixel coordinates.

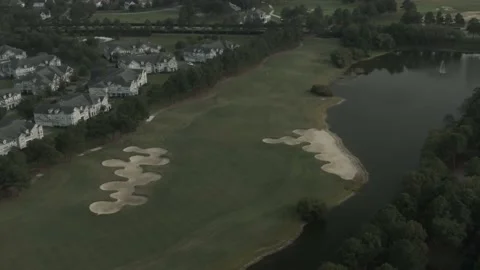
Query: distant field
[
  {"left": 273, "top": 0, "right": 356, "bottom": 13},
  {"left": 0, "top": 37, "right": 355, "bottom": 270},
  {"left": 91, "top": 8, "right": 178, "bottom": 23}
]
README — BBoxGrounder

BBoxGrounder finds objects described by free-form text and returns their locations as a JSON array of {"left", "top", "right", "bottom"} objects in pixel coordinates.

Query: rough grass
[
  {"left": 0, "top": 79, "right": 13, "bottom": 89},
  {"left": 90, "top": 8, "right": 178, "bottom": 23},
  {"left": 272, "top": 0, "right": 356, "bottom": 13},
  {"left": 0, "top": 37, "right": 354, "bottom": 270}
]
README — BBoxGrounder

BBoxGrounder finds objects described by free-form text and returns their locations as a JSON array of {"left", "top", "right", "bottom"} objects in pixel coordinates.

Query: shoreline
[{"left": 241, "top": 56, "right": 373, "bottom": 269}]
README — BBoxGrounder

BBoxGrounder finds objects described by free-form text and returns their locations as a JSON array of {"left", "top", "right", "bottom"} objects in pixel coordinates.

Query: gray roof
[
  {"left": 104, "top": 40, "right": 161, "bottom": 54},
  {"left": 91, "top": 68, "right": 142, "bottom": 88},
  {"left": 34, "top": 93, "right": 104, "bottom": 114},
  {"left": 11, "top": 54, "right": 57, "bottom": 69},
  {"left": 0, "top": 45, "right": 25, "bottom": 56},
  {"left": 0, "top": 88, "right": 21, "bottom": 97},
  {"left": 0, "top": 119, "right": 36, "bottom": 142},
  {"left": 14, "top": 65, "right": 70, "bottom": 89},
  {"left": 118, "top": 52, "right": 174, "bottom": 65},
  {"left": 184, "top": 40, "right": 237, "bottom": 53}
]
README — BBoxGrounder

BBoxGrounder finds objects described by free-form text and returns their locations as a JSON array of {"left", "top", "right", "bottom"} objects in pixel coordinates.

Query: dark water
[{"left": 249, "top": 51, "right": 480, "bottom": 270}]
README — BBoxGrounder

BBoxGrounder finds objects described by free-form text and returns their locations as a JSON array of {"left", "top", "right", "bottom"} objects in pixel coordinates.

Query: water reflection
[{"left": 249, "top": 51, "right": 480, "bottom": 270}]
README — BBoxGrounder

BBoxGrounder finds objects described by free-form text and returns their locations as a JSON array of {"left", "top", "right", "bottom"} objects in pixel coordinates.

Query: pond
[{"left": 248, "top": 51, "right": 480, "bottom": 270}]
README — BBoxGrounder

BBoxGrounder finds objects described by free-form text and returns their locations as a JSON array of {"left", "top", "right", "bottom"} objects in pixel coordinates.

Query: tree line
[
  {"left": 147, "top": 26, "right": 302, "bottom": 102},
  {"left": 320, "top": 87, "right": 480, "bottom": 269}
]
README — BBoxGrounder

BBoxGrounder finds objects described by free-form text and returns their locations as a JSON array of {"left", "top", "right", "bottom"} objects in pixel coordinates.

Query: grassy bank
[{"left": 0, "top": 37, "right": 357, "bottom": 270}]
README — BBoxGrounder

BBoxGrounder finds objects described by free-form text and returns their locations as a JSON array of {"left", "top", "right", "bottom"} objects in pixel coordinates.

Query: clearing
[
  {"left": 0, "top": 37, "right": 356, "bottom": 270},
  {"left": 90, "top": 8, "right": 179, "bottom": 23}
]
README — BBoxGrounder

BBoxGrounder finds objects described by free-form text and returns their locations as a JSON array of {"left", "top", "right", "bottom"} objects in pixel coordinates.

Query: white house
[
  {"left": 103, "top": 40, "right": 162, "bottom": 61},
  {"left": 32, "top": 0, "right": 47, "bottom": 8},
  {"left": 182, "top": 40, "right": 239, "bottom": 63},
  {"left": 117, "top": 53, "right": 178, "bottom": 74},
  {"left": 34, "top": 93, "right": 111, "bottom": 127},
  {"left": 39, "top": 9, "right": 52, "bottom": 20},
  {"left": 9, "top": 54, "right": 61, "bottom": 78},
  {"left": 0, "top": 119, "right": 44, "bottom": 155},
  {"left": 14, "top": 64, "right": 73, "bottom": 95},
  {"left": 123, "top": 0, "right": 151, "bottom": 10},
  {"left": 0, "top": 45, "right": 27, "bottom": 62},
  {"left": 0, "top": 88, "right": 22, "bottom": 110},
  {"left": 89, "top": 68, "right": 147, "bottom": 97}
]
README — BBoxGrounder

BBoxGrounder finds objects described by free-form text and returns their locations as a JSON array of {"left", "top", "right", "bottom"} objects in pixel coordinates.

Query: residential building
[
  {"left": 0, "top": 88, "right": 22, "bottom": 110},
  {"left": 182, "top": 40, "right": 239, "bottom": 63},
  {"left": 9, "top": 54, "right": 61, "bottom": 78},
  {"left": 32, "top": 0, "right": 46, "bottom": 8},
  {"left": 38, "top": 9, "right": 52, "bottom": 20},
  {"left": 0, "top": 45, "right": 27, "bottom": 62},
  {"left": 103, "top": 40, "right": 162, "bottom": 61},
  {"left": 14, "top": 65, "right": 73, "bottom": 94},
  {"left": 0, "top": 119, "right": 44, "bottom": 155},
  {"left": 124, "top": 0, "right": 151, "bottom": 10},
  {"left": 9, "top": 0, "right": 26, "bottom": 7},
  {"left": 34, "top": 93, "right": 111, "bottom": 127},
  {"left": 117, "top": 53, "right": 178, "bottom": 74},
  {"left": 89, "top": 68, "right": 147, "bottom": 97}
]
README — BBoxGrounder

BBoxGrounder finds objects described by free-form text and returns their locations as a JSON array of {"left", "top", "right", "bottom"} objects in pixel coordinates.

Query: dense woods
[{"left": 320, "top": 87, "right": 480, "bottom": 269}]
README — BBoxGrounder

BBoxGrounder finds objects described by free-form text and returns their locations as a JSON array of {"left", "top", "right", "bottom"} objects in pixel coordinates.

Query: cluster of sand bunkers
[
  {"left": 263, "top": 128, "right": 366, "bottom": 181},
  {"left": 89, "top": 146, "right": 170, "bottom": 215}
]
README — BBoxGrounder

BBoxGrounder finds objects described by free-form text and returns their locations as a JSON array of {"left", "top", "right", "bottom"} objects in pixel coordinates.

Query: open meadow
[
  {"left": 0, "top": 37, "right": 357, "bottom": 270},
  {"left": 90, "top": 8, "right": 179, "bottom": 23}
]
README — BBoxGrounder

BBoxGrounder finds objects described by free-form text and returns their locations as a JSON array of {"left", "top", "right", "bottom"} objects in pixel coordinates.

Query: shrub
[
  {"left": 310, "top": 84, "right": 333, "bottom": 97},
  {"left": 296, "top": 197, "right": 328, "bottom": 223},
  {"left": 330, "top": 48, "right": 353, "bottom": 68}
]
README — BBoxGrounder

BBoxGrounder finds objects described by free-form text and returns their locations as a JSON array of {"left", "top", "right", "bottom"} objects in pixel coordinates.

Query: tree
[
  {"left": 375, "top": 33, "right": 396, "bottom": 50},
  {"left": 388, "top": 240, "right": 428, "bottom": 270},
  {"left": 55, "top": 124, "right": 87, "bottom": 154},
  {"left": 175, "top": 40, "right": 187, "bottom": 50},
  {"left": 16, "top": 97, "right": 38, "bottom": 120},
  {"left": 178, "top": 0, "right": 195, "bottom": 25},
  {"left": 330, "top": 49, "right": 352, "bottom": 68},
  {"left": 0, "top": 107, "right": 6, "bottom": 120},
  {"left": 394, "top": 193, "right": 418, "bottom": 219},
  {"left": 467, "top": 18, "right": 480, "bottom": 37},
  {"left": 401, "top": 0, "right": 416, "bottom": 12},
  {"left": 296, "top": 197, "right": 328, "bottom": 223},
  {"left": 436, "top": 11, "right": 445, "bottom": 25},
  {"left": 310, "top": 85, "right": 333, "bottom": 97},
  {"left": 77, "top": 65, "right": 89, "bottom": 76},
  {"left": 431, "top": 217, "right": 467, "bottom": 247},
  {"left": 466, "top": 157, "right": 480, "bottom": 176},
  {"left": 318, "top": 262, "right": 348, "bottom": 270},
  {"left": 376, "top": 263, "right": 398, "bottom": 270},
  {"left": 445, "top": 13, "right": 454, "bottom": 25},
  {"left": 455, "top": 13, "right": 466, "bottom": 27},
  {"left": 398, "top": 220, "right": 427, "bottom": 242},
  {"left": 23, "top": 138, "right": 62, "bottom": 165},
  {"left": 401, "top": 10, "right": 422, "bottom": 24},
  {"left": 424, "top": 11, "right": 435, "bottom": 24}
]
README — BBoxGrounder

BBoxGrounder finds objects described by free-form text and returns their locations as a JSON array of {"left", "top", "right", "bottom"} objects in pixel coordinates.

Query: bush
[
  {"left": 310, "top": 84, "right": 333, "bottom": 97},
  {"left": 330, "top": 48, "right": 353, "bottom": 68},
  {"left": 296, "top": 197, "right": 328, "bottom": 223}
]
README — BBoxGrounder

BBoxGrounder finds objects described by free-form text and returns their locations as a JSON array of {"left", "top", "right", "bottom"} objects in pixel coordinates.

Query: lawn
[
  {"left": 90, "top": 8, "right": 178, "bottom": 23},
  {"left": 272, "top": 0, "right": 356, "bottom": 14},
  {"left": 0, "top": 38, "right": 355, "bottom": 270},
  {"left": 0, "top": 79, "right": 13, "bottom": 89}
]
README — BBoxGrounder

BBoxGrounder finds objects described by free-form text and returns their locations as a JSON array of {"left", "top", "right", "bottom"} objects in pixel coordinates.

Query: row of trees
[
  {"left": 320, "top": 87, "right": 480, "bottom": 269},
  {"left": 0, "top": 97, "right": 149, "bottom": 198},
  {"left": 148, "top": 26, "right": 303, "bottom": 101}
]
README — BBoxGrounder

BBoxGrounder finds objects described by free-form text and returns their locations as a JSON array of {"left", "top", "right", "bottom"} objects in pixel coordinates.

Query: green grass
[
  {"left": 91, "top": 9, "right": 178, "bottom": 23},
  {"left": 148, "top": 73, "right": 170, "bottom": 85},
  {"left": 0, "top": 38, "right": 355, "bottom": 270},
  {"left": 0, "top": 79, "right": 13, "bottom": 89}
]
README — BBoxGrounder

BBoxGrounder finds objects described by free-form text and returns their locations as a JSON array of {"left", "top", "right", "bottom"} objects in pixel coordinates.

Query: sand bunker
[
  {"left": 263, "top": 128, "right": 366, "bottom": 181},
  {"left": 89, "top": 146, "right": 170, "bottom": 215},
  {"left": 78, "top": 147, "right": 103, "bottom": 157},
  {"left": 146, "top": 115, "right": 155, "bottom": 122}
]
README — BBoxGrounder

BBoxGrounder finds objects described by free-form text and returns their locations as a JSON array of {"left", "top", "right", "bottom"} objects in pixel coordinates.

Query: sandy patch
[
  {"left": 89, "top": 146, "right": 169, "bottom": 215},
  {"left": 146, "top": 115, "right": 155, "bottom": 122},
  {"left": 78, "top": 147, "right": 103, "bottom": 157},
  {"left": 263, "top": 128, "right": 367, "bottom": 181}
]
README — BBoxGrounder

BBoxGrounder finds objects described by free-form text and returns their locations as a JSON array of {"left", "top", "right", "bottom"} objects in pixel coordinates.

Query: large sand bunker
[
  {"left": 89, "top": 146, "right": 170, "bottom": 215},
  {"left": 462, "top": 11, "right": 480, "bottom": 22},
  {"left": 263, "top": 129, "right": 367, "bottom": 181}
]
